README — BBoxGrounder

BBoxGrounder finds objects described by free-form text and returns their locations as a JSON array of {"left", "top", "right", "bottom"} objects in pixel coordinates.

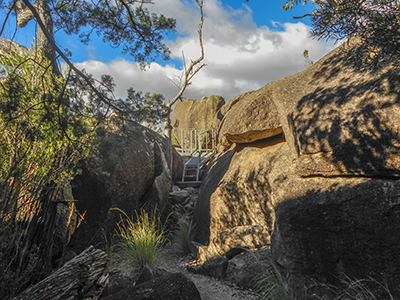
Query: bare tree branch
[
  {"left": 166, "top": 0, "right": 206, "bottom": 111},
  {"left": 161, "top": 0, "right": 206, "bottom": 177}
]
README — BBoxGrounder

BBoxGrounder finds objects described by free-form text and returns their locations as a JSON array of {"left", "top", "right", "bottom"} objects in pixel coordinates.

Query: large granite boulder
[
  {"left": 214, "top": 89, "right": 282, "bottom": 152},
  {"left": 271, "top": 38, "right": 400, "bottom": 177},
  {"left": 172, "top": 95, "right": 225, "bottom": 148},
  {"left": 193, "top": 134, "right": 369, "bottom": 259},
  {"left": 271, "top": 179, "right": 400, "bottom": 296},
  {"left": 69, "top": 117, "right": 179, "bottom": 253},
  {"left": 191, "top": 38, "right": 400, "bottom": 297},
  {"left": 172, "top": 95, "right": 225, "bottom": 130}
]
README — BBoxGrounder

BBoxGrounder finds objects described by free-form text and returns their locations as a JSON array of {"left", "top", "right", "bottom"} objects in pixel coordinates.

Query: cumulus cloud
[{"left": 75, "top": 0, "right": 335, "bottom": 102}]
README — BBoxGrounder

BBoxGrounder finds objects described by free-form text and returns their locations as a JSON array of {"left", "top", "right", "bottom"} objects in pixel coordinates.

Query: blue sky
[
  {"left": 62, "top": 0, "right": 316, "bottom": 64},
  {"left": 4, "top": 0, "right": 336, "bottom": 101}
]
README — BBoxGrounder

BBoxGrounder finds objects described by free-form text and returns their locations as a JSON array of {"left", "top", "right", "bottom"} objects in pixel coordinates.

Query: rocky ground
[
  {"left": 105, "top": 243, "right": 263, "bottom": 300},
  {"left": 155, "top": 244, "right": 263, "bottom": 300}
]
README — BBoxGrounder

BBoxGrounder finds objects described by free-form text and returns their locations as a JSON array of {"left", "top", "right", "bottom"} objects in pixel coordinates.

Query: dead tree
[
  {"left": 12, "top": 246, "right": 109, "bottom": 300},
  {"left": 162, "top": 0, "right": 206, "bottom": 172}
]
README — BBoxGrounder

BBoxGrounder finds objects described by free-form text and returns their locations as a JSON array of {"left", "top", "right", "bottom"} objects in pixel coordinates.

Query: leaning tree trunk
[
  {"left": 12, "top": 246, "right": 109, "bottom": 300},
  {"left": 5, "top": 0, "right": 62, "bottom": 76}
]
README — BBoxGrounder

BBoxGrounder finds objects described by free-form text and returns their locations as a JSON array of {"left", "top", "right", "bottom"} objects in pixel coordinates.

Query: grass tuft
[
  {"left": 112, "top": 207, "right": 168, "bottom": 270},
  {"left": 253, "top": 254, "right": 396, "bottom": 300},
  {"left": 253, "top": 254, "right": 295, "bottom": 300},
  {"left": 173, "top": 214, "right": 196, "bottom": 254},
  {"left": 333, "top": 276, "right": 395, "bottom": 300}
]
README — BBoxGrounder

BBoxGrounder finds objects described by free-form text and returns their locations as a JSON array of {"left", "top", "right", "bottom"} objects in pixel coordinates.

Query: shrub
[
  {"left": 173, "top": 214, "right": 196, "bottom": 254},
  {"left": 113, "top": 207, "right": 168, "bottom": 270},
  {"left": 0, "top": 48, "right": 96, "bottom": 299}
]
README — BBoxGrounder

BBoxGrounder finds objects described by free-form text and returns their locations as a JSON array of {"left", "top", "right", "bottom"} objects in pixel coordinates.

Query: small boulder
[
  {"left": 225, "top": 246, "right": 248, "bottom": 259},
  {"left": 70, "top": 117, "right": 176, "bottom": 253},
  {"left": 225, "top": 248, "right": 271, "bottom": 290},
  {"left": 169, "top": 189, "right": 191, "bottom": 204},
  {"left": 186, "top": 255, "right": 229, "bottom": 280}
]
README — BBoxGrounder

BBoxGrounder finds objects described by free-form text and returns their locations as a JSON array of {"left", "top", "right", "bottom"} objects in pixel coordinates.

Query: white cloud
[{"left": 75, "top": 0, "right": 335, "bottom": 102}]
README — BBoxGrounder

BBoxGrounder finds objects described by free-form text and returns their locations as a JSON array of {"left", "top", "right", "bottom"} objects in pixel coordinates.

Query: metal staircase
[{"left": 174, "top": 128, "right": 216, "bottom": 187}]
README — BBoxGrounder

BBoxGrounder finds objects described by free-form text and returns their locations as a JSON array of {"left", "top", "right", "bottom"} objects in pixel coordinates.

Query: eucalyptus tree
[
  {"left": 0, "top": 1, "right": 177, "bottom": 297},
  {"left": 1, "top": 0, "right": 176, "bottom": 112}
]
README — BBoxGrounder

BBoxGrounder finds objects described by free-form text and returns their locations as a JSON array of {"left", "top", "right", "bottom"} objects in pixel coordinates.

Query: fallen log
[{"left": 13, "top": 246, "right": 109, "bottom": 300}]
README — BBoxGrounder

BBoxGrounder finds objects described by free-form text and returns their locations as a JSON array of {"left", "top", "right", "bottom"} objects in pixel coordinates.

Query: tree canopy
[
  {"left": 1, "top": 0, "right": 176, "bottom": 65},
  {"left": 283, "top": 0, "right": 400, "bottom": 69}
]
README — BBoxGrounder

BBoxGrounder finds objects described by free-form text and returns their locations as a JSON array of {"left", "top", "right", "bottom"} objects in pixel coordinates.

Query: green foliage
[
  {"left": 118, "top": 89, "right": 165, "bottom": 127},
  {"left": 0, "top": 48, "right": 97, "bottom": 298},
  {"left": 0, "top": 50, "right": 94, "bottom": 186},
  {"left": 281, "top": 0, "right": 307, "bottom": 11},
  {"left": 0, "top": 48, "right": 96, "bottom": 213},
  {"left": 49, "top": 0, "right": 176, "bottom": 65},
  {"left": 173, "top": 214, "right": 196, "bottom": 254},
  {"left": 171, "top": 130, "right": 179, "bottom": 146},
  {"left": 113, "top": 207, "right": 168, "bottom": 270},
  {"left": 303, "top": 49, "right": 314, "bottom": 69}
]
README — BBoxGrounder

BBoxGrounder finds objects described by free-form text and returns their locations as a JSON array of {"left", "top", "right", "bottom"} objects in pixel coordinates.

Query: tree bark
[
  {"left": 0, "top": 39, "right": 30, "bottom": 56},
  {"left": 5, "top": 0, "right": 61, "bottom": 76},
  {"left": 12, "top": 246, "right": 109, "bottom": 300}
]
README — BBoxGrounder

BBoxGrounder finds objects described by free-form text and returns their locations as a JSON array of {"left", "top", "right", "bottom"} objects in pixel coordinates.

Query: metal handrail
[{"left": 173, "top": 127, "right": 216, "bottom": 156}]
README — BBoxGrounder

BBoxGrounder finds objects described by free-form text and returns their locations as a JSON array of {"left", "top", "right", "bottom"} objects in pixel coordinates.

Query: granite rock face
[
  {"left": 272, "top": 179, "right": 400, "bottom": 295},
  {"left": 172, "top": 95, "right": 225, "bottom": 149},
  {"left": 172, "top": 95, "right": 225, "bottom": 130},
  {"left": 191, "top": 38, "right": 400, "bottom": 297},
  {"left": 193, "top": 136, "right": 368, "bottom": 259},
  {"left": 70, "top": 117, "right": 178, "bottom": 253},
  {"left": 272, "top": 38, "right": 400, "bottom": 177},
  {"left": 214, "top": 88, "right": 282, "bottom": 152}
]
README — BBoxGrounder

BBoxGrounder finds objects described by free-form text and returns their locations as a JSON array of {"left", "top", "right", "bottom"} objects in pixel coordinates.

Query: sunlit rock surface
[
  {"left": 193, "top": 38, "right": 400, "bottom": 296},
  {"left": 214, "top": 88, "right": 282, "bottom": 152},
  {"left": 272, "top": 38, "right": 400, "bottom": 177},
  {"left": 172, "top": 95, "right": 225, "bottom": 148}
]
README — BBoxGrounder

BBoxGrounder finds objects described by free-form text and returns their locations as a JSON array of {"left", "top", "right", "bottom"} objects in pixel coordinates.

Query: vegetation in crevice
[{"left": 112, "top": 207, "right": 169, "bottom": 271}]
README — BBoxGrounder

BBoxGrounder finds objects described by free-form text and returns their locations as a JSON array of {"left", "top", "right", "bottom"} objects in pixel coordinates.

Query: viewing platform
[{"left": 173, "top": 128, "right": 216, "bottom": 187}]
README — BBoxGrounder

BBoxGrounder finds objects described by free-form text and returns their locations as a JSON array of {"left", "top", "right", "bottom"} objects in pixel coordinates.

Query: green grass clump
[
  {"left": 253, "top": 255, "right": 295, "bottom": 300},
  {"left": 113, "top": 207, "right": 168, "bottom": 270},
  {"left": 332, "top": 276, "right": 395, "bottom": 300},
  {"left": 173, "top": 214, "right": 196, "bottom": 254},
  {"left": 253, "top": 255, "right": 396, "bottom": 300}
]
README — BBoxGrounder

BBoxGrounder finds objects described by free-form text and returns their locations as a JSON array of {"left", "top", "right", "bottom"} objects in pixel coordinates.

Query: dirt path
[{"left": 155, "top": 245, "right": 263, "bottom": 300}]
